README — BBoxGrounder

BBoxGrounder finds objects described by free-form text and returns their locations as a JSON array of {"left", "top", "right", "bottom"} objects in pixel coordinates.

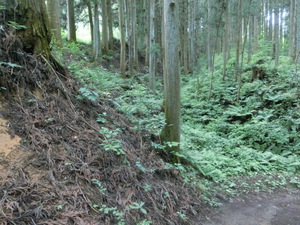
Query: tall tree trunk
[
  {"left": 48, "top": 0, "right": 63, "bottom": 47},
  {"left": 268, "top": 1, "right": 273, "bottom": 41},
  {"left": 107, "top": 0, "right": 114, "bottom": 49},
  {"left": 207, "top": 0, "right": 213, "bottom": 70},
  {"left": 273, "top": 0, "right": 279, "bottom": 67},
  {"left": 235, "top": 0, "right": 242, "bottom": 81},
  {"left": 132, "top": 0, "right": 139, "bottom": 70},
  {"left": 92, "top": 0, "right": 101, "bottom": 61},
  {"left": 101, "top": 0, "right": 109, "bottom": 54},
  {"left": 144, "top": 0, "right": 150, "bottom": 66},
  {"left": 222, "top": 0, "right": 230, "bottom": 80},
  {"left": 253, "top": 15, "right": 259, "bottom": 53},
  {"left": 264, "top": 0, "right": 269, "bottom": 40},
  {"left": 295, "top": 0, "right": 300, "bottom": 64},
  {"left": 67, "top": 0, "right": 76, "bottom": 42},
  {"left": 86, "top": 1, "right": 94, "bottom": 42},
  {"left": 248, "top": 15, "right": 254, "bottom": 62},
  {"left": 289, "top": 0, "right": 296, "bottom": 58},
  {"left": 161, "top": 0, "right": 181, "bottom": 161},
  {"left": 279, "top": 5, "right": 283, "bottom": 47},
  {"left": 119, "top": 0, "right": 126, "bottom": 77},
  {"left": 149, "top": 0, "right": 156, "bottom": 90},
  {"left": 126, "top": 0, "right": 134, "bottom": 75},
  {"left": 188, "top": 0, "right": 196, "bottom": 74}
]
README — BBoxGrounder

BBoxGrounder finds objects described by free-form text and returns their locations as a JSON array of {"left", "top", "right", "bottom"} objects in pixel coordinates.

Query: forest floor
[
  {"left": 1, "top": 114, "right": 300, "bottom": 224},
  {"left": 1, "top": 28, "right": 300, "bottom": 224}
]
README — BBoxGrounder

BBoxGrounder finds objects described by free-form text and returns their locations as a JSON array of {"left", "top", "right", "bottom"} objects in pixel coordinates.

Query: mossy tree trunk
[{"left": 1, "top": 0, "right": 51, "bottom": 58}]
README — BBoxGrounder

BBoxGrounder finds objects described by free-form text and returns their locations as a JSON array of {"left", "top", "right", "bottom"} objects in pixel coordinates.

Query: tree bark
[
  {"left": 107, "top": 0, "right": 114, "bottom": 49},
  {"left": 86, "top": 0, "right": 94, "bottom": 42},
  {"left": 101, "top": 0, "right": 109, "bottom": 54},
  {"left": 118, "top": 0, "right": 126, "bottom": 77},
  {"left": 149, "top": 0, "right": 156, "bottom": 90},
  {"left": 207, "top": 0, "right": 213, "bottom": 70},
  {"left": 2, "top": 0, "right": 52, "bottom": 57},
  {"left": 48, "top": 0, "right": 63, "bottom": 47},
  {"left": 67, "top": 0, "right": 76, "bottom": 42},
  {"left": 92, "top": 0, "right": 101, "bottom": 61},
  {"left": 273, "top": 0, "right": 279, "bottom": 67},
  {"left": 289, "top": 0, "right": 296, "bottom": 58},
  {"left": 161, "top": 0, "right": 181, "bottom": 161}
]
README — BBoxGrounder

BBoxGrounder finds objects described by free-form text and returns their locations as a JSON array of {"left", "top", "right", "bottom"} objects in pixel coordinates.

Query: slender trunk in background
[
  {"left": 222, "top": 0, "right": 230, "bottom": 80},
  {"left": 248, "top": 15, "right": 253, "bottom": 62},
  {"left": 237, "top": 14, "right": 248, "bottom": 103},
  {"left": 161, "top": 0, "right": 181, "bottom": 161},
  {"left": 253, "top": 15, "right": 259, "bottom": 53},
  {"left": 264, "top": 0, "right": 269, "bottom": 40},
  {"left": 67, "top": 0, "right": 76, "bottom": 42},
  {"left": 273, "top": 0, "right": 279, "bottom": 67},
  {"left": 207, "top": 0, "right": 212, "bottom": 70},
  {"left": 149, "top": 0, "right": 156, "bottom": 90},
  {"left": 268, "top": 1, "right": 273, "bottom": 41},
  {"left": 48, "top": 0, "right": 63, "bottom": 47},
  {"left": 132, "top": 0, "right": 139, "bottom": 70},
  {"left": 87, "top": 1, "right": 94, "bottom": 42},
  {"left": 178, "top": 0, "right": 188, "bottom": 75},
  {"left": 289, "top": 0, "right": 296, "bottom": 58},
  {"left": 235, "top": 0, "right": 242, "bottom": 82},
  {"left": 119, "top": 0, "right": 126, "bottom": 77},
  {"left": 92, "top": 0, "right": 101, "bottom": 61},
  {"left": 279, "top": 6, "right": 283, "bottom": 47},
  {"left": 295, "top": 0, "right": 300, "bottom": 64},
  {"left": 144, "top": 0, "right": 150, "bottom": 66},
  {"left": 188, "top": 0, "right": 195, "bottom": 74},
  {"left": 101, "top": 0, "right": 109, "bottom": 54},
  {"left": 126, "top": 0, "right": 134, "bottom": 75},
  {"left": 209, "top": 0, "right": 225, "bottom": 98},
  {"left": 107, "top": 0, "right": 114, "bottom": 49}
]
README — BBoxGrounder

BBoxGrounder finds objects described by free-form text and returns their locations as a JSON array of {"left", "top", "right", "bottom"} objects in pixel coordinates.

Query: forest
[{"left": 0, "top": 0, "right": 300, "bottom": 224}]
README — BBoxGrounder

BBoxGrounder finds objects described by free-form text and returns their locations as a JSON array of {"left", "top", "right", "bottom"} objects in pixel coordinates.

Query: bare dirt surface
[
  {"left": 0, "top": 118, "right": 21, "bottom": 156},
  {"left": 203, "top": 188, "right": 300, "bottom": 225}
]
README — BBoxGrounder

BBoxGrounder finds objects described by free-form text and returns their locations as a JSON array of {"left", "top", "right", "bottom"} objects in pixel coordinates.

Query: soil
[
  {"left": 1, "top": 127, "right": 299, "bottom": 225},
  {"left": 203, "top": 189, "right": 300, "bottom": 225},
  {"left": 0, "top": 27, "right": 202, "bottom": 225},
  {"left": 0, "top": 118, "right": 21, "bottom": 157}
]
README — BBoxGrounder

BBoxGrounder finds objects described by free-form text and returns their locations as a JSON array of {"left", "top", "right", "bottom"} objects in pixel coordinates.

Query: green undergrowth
[
  {"left": 54, "top": 41, "right": 300, "bottom": 207},
  {"left": 181, "top": 55, "right": 300, "bottom": 182}
]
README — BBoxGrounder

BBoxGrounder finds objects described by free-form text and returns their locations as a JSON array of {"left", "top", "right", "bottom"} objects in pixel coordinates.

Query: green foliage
[
  {"left": 94, "top": 204, "right": 125, "bottom": 225},
  {"left": 126, "top": 202, "right": 147, "bottom": 215},
  {"left": 177, "top": 211, "right": 188, "bottom": 221},
  {"left": 179, "top": 49, "right": 300, "bottom": 184},
  {"left": 91, "top": 179, "right": 107, "bottom": 195},
  {"left": 76, "top": 87, "right": 98, "bottom": 101},
  {"left": 99, "top": 127, "right": 124, "bottom": 155},
  {"left": 136, "top": 219, "right": 152, "bottom": 225},
  {"left": 8, "top": 21, "right": 27, "bottom": 30}
]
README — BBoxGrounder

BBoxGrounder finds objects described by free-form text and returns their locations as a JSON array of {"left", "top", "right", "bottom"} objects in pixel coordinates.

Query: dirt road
[{"left": 203, "top": 188, "right": 300, "bottom": 225}]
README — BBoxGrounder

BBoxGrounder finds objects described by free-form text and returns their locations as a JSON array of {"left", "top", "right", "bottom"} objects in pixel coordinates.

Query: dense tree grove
[{"left": 1, "top": 0, "right": 300, "bottom": 158}]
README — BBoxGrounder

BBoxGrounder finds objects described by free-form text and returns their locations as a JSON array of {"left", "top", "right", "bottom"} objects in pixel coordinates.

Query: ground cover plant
[{"left": 61, "top": 39, "right": 300, "bottom": 206}]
